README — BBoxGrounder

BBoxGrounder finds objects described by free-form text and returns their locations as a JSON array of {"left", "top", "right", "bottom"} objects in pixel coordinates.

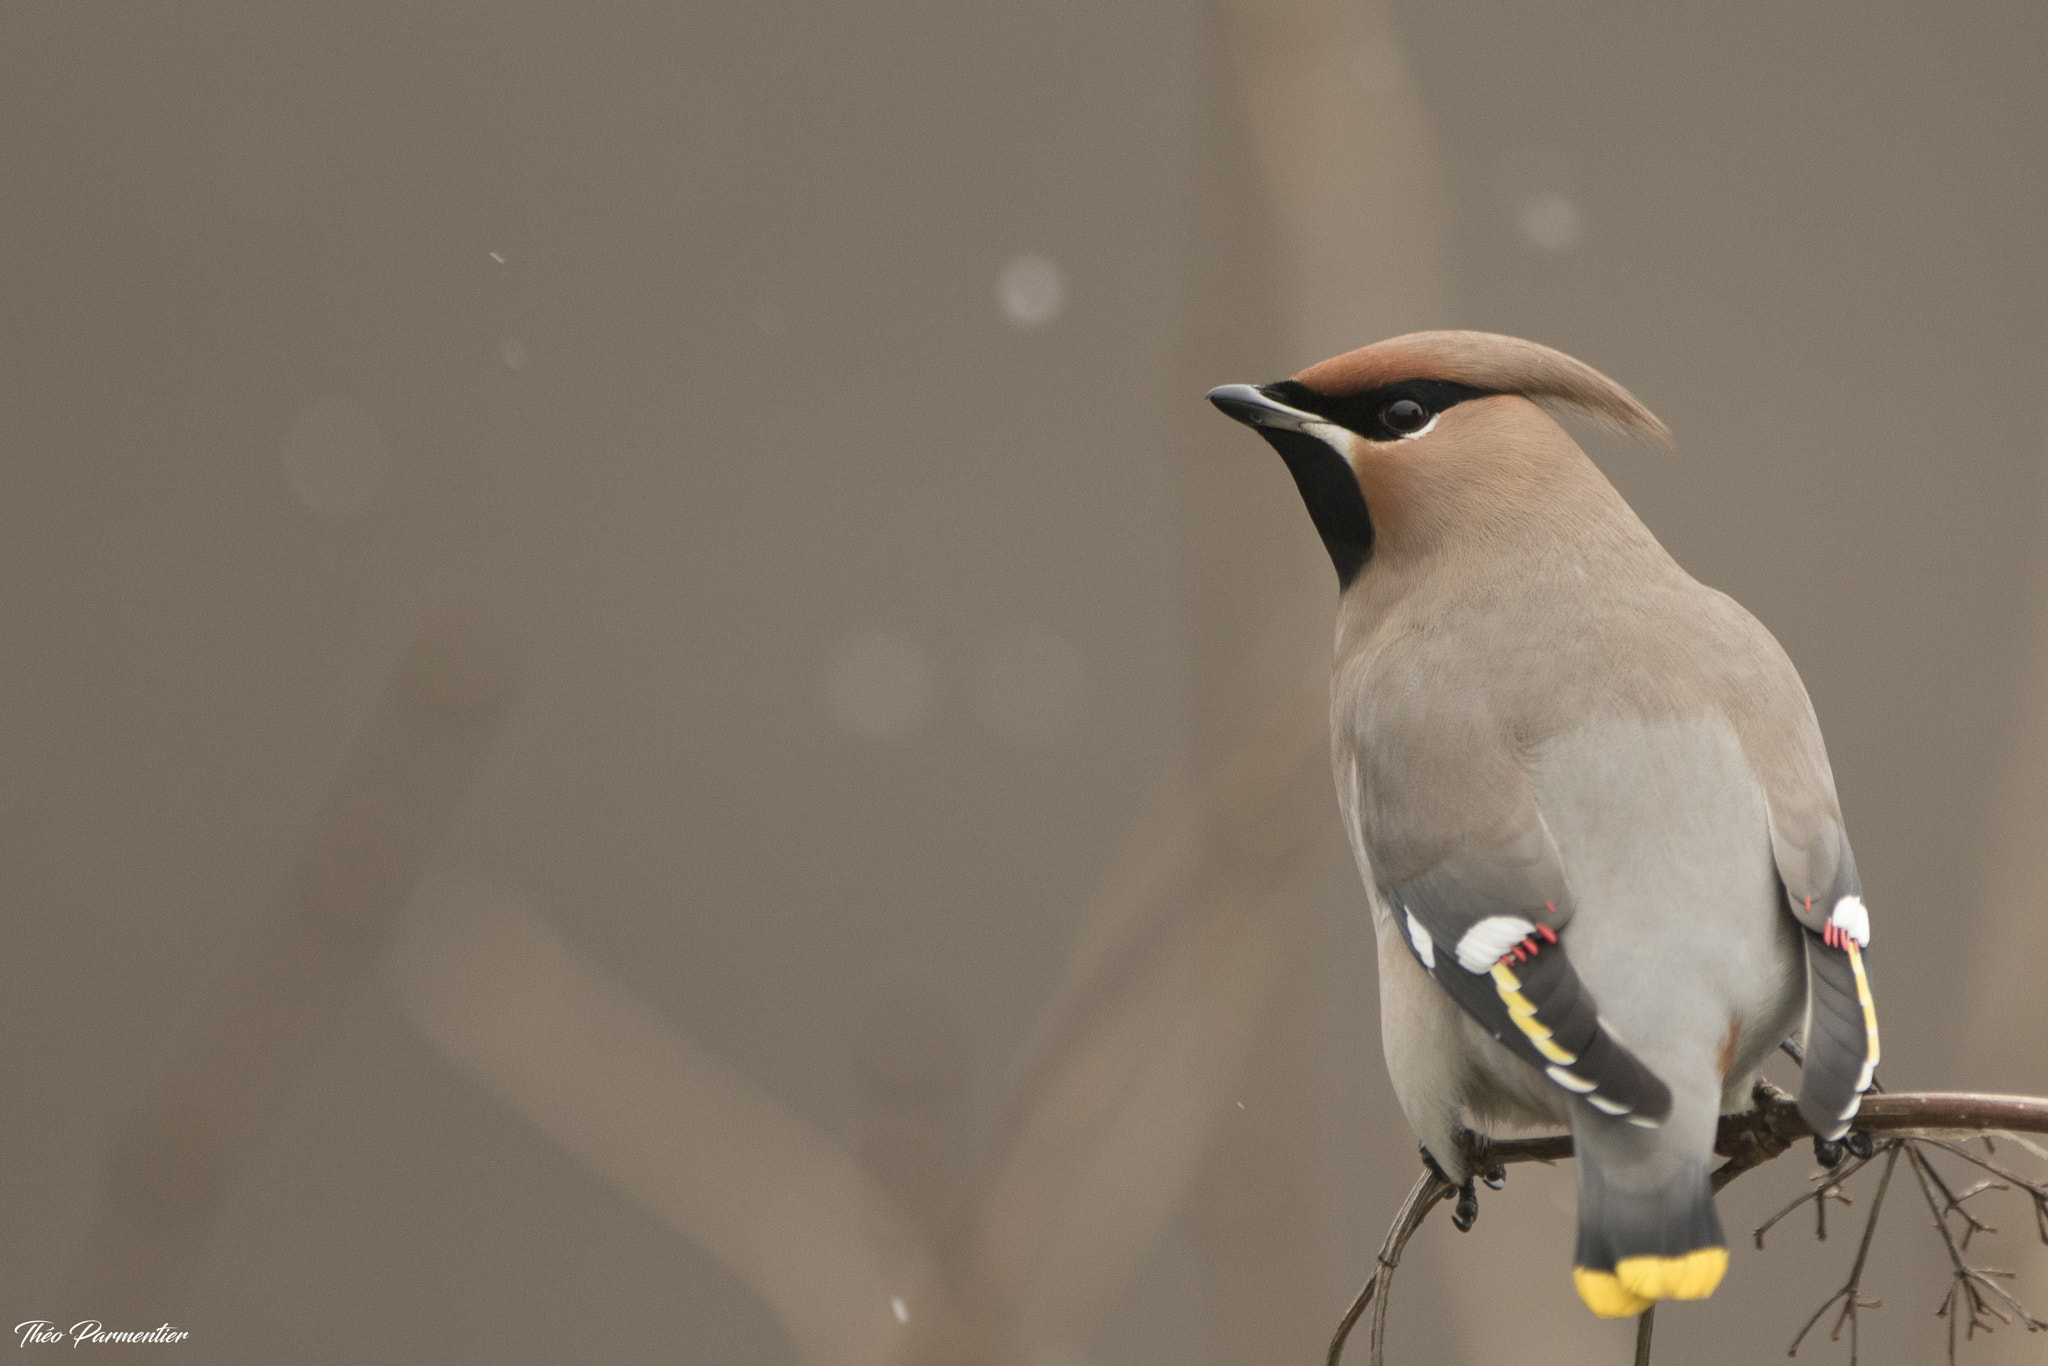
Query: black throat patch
[
  {"left": 1256, "top": 427, "right": 1376, "bottom": 589},
  {"left": 1254, "top": 378, "right": 1491, "bottom": 589}
]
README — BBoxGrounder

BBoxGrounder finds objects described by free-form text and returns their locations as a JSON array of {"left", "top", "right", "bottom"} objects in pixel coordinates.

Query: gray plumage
[{"left": 1208, "top": 332, "right": 1879, "bottom": 1317}]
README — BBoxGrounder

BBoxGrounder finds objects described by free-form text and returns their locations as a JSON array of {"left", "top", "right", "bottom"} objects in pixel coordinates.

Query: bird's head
[{"left": 1207, "top": 330, "right": 1669, "bottom": 587}]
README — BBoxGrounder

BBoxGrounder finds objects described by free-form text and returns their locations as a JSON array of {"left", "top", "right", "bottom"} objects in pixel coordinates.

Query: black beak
[
  {"left": 1204, "top": 383, "right": 1373, "bottom": 590},
  {"left": 1205, "top": 383, "right": 1322, "bottom": 433}
]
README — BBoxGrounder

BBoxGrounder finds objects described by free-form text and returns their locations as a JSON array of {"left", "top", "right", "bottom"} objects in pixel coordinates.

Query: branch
[
  {"left": 1754, "top": 1145, "right": 1880, "bottom": 1250},
  {"left": 60, "top": 606, "right": 520, "bottom": 1320},
  {"left": 1325, "top": 1167, "right": 1454, "bottom": 1366},
  {"left": 1913, "top": 1136, "right": 2048, "bottom": 1244},
  {"left": 1329, "top": 1085, "right": 2048, "bottom": 1366},
  {"left": 1782, "top": 1141, "right": 1899, "bottom": 1362},
  {"left": 1905, "top": 1143, "right": 2048, "bottom": 1363},
  {"left": 1462, "top": 1086, "right": 2048, "bottom": 1179}
]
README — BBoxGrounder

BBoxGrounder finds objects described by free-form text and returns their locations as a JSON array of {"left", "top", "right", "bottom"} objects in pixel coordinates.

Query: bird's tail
[{"left": 1570, "top": 1126, "right": 1727, "bottom": 1319}]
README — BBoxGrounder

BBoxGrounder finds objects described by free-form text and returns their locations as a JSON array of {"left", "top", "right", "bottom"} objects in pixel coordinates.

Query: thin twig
[
  {"left": 1913, "top": 1154, "right": 2002, "bottom": 1250},
  {"left": 1756, "top": 1148, "right": 1883, "bottom": 1250},
  {"left": 1326, "top": 1167, "right": 1453, "bottom": 1366},
  {"left": 1633, "top": 1305, "right": 1655, "bottom": 1366},
  {"left": 1990, "top": 1129, "right": 2048, "bottom": 1166},
  {"left": 1911, "top": 1136, "right": 2048, "bottom": 1244},
  {"left": 1787, "top": 1141, "right": 1900, "bottom": 1363},
  {"left": 1905, "top": 1142, "right": 2047, "bottom": 1364}
]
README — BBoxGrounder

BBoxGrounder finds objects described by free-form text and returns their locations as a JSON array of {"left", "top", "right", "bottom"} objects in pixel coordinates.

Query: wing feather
[
  {"left": 1391, "top": 862, "right": 1673, "bottom": 1126},
  {"left": 1766, "top": 806, "right": 1880, "bottom": 1139}
]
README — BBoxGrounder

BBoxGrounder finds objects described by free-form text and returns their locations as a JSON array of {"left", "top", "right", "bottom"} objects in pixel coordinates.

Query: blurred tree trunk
[
  {"left": 1165, "top": 3, "right": 1463, "bottom": 1362},
  {"left": 1963, "top": 411, "right": 2048, "bottom": 1364}
]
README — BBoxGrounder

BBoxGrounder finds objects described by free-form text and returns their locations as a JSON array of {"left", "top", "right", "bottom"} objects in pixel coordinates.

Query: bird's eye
[{"left": 1382, "top": 398, "right": 1431, "bottom": 435}]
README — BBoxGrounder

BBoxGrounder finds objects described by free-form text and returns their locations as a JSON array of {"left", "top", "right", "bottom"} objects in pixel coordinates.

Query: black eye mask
[
  {"left": 1260, "top": 378, "right": 1493, "bottom": 443},
  {"left": 1249, "top": 378, "right": 1493, "bottom": 588}
]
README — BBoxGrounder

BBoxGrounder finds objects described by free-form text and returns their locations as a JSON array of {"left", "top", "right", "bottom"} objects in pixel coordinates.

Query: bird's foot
[
  {"left": 1417, "top": 1146, "right": 1499, "bottom": 1228},
  {"left": 1417, "top": 1146, "right": 1482, "bottom": 1236},
  {"left": 1814, "top": 1128, "right": 1876, "bottom": 1169},
  {"left": 1453, "top": 1180, "right": 1479, "bottom": 1231},
  {"left": 1420, "top": 1142, "right": 1491, "bottom": 1230}
]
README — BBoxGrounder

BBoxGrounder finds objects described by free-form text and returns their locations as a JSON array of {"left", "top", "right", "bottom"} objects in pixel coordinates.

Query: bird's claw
[
  {"left": 1452, "top": 1180, "right": 1480, "bottom": 1231},
  {"left": 1420, "top": 1144, "right": 1486, "bottom": 1230},
  {"left": 1843, "top": 1128, "right": 1875, "bottom": 1160},
  {"left": 1813, "top": 1135, "right": 1846, "bottom": 1169}
]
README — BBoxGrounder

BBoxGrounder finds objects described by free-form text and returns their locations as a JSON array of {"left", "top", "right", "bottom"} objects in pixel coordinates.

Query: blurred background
[{"left": 5, "top": 2, "right": 2048, "bottom": 1363}]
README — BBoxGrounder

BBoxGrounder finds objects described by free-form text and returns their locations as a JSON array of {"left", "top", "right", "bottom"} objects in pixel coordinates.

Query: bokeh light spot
[
  {"left": 825, "top": 631, "right": 936, "bottom": 741},
  {"left": 1516, "top": 191, "right": 1585, "bottom": 253},
  {"left": 279, "top": 399, "right": 391, "bottom": 518},
  {"left": 996, "top": 253, "right": 1066, "bottom": 329}
]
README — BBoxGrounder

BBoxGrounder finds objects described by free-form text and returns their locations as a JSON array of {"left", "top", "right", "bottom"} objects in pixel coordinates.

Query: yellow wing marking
[
  {"left": 1490, "top": 961, "right": 1577, "bottom": 1065},
  {"left": 1845, "top": 938, "right": 1881, "bottom": 1084}
]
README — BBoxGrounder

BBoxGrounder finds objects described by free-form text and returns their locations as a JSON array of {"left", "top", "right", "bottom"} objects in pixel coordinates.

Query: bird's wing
[
  {"left": 1383, "top": 800, "right": 1673, "bottom": 1127},
  {"left": 1766, "top": 805, "right": 1879, "bottom": 1139},
  {"left": 1675, "top": 581, "right": 1877, "bottom": 1138}
]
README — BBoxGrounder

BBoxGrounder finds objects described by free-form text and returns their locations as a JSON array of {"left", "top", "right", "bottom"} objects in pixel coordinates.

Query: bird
[{"left": 1206, "top": 331, "right": 1879, "bottom": 1319}]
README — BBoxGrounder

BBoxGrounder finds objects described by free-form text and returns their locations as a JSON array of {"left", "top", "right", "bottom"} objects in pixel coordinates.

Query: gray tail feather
[
  {"left": 1573, "top": 1156, "right": 1723, "bottom": 1273},
  {"left": 1798, "top": 931, "right": 1875, "bottom": 1140}
]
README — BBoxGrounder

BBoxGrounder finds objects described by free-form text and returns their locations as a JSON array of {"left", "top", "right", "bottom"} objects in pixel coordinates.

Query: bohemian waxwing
[{"left": 1207, "top": 332, "right": 1879, "bottom": 1319}]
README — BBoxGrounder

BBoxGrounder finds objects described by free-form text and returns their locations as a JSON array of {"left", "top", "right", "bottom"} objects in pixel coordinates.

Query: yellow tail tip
[
  {"left": 1617, "top": 1246, "right": 1729, "bottom": 1301},
  {"left": 1573, "top": 1268, "right": 1652, "bottom": 1319},
  {"left": 1574, "top": 1247, "right": 1728, "bottom": 1317}
]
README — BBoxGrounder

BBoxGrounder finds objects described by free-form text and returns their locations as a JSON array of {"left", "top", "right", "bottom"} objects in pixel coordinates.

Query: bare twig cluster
[
  {"left": 1753, "top": 1093, "right": 2048, "bottom": 1364},
  {"left": 1756, "top": 1140, "right": 1898, "bottom": 1359},
  {"left": 1330, "top": 1082, "right": 2048, "bottom": 1366},
  {"left": 1908, "top": 1139, "right": 2048, "bottom": 1360}
]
